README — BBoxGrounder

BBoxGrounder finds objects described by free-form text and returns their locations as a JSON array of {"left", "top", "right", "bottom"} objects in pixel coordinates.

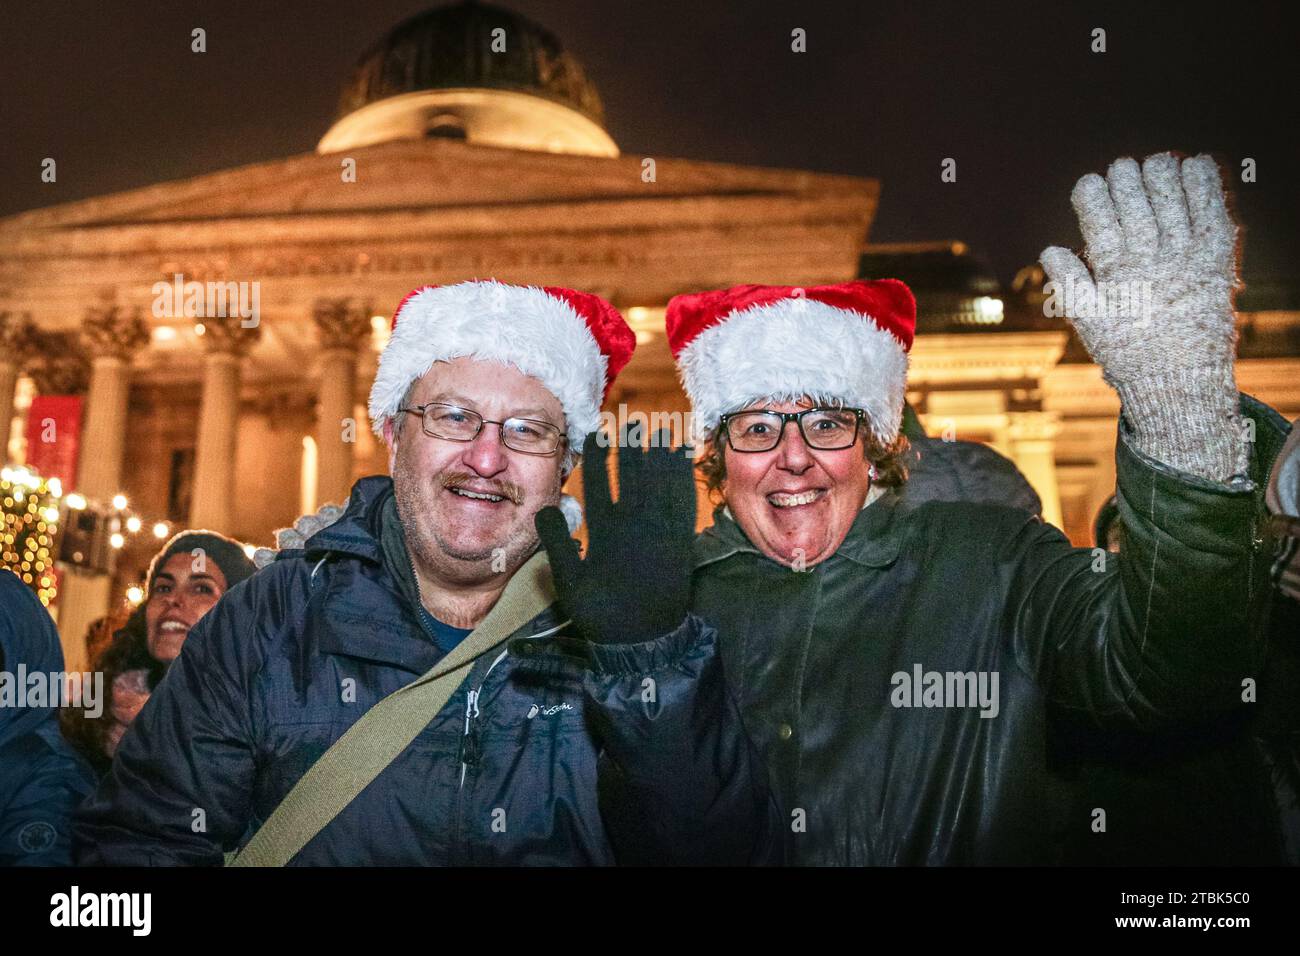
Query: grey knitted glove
[
  {"left": 1040, "top": 152, "right": 1247, "bottom": 482},
  {"left": 252, "top": 502, "right": 345, "bottom": 569}
]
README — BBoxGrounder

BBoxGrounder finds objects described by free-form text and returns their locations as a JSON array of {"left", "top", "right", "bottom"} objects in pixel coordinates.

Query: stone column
[
  {"left": 190, "top": 317, "right": 261, "bottom": 532},
  {"left": 312, "top": 298, "right": 372, "bottom": 508},
  {"left": 0, "top": 312, "right": 37, "bottom": 451},
  {"left": 1008, "top": 410, "right": 1064, "bottom": 531},
  {"left": 55, "top": 306, "right": 148, "bottom": 669}
]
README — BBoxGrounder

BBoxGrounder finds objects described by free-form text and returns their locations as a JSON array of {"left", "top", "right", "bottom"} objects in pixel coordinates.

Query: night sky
[{"left": 4, "top": 0, "right": 1296, "bottom": 288}]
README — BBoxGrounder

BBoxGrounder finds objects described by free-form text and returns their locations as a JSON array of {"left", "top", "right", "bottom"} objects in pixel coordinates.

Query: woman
[
  {"left": 64, "top": 531, "right": 254, "bottom": 777},
  {"left": 540, "top": 153, "right": 1294, "bottom": 864}
]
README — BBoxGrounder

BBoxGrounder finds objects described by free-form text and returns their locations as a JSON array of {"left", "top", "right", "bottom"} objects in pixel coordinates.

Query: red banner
[{"left": 24, "top": 395, "right": 82, "bottom": 487}]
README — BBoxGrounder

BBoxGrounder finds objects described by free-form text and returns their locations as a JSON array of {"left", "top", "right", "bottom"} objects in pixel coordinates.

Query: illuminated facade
[{"left": 1, "top": 2, "right": 1296, "bottom": 666}]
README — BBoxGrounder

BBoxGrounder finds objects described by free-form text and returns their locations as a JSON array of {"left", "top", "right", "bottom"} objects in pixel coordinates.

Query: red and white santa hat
[
  {"left": 368, "top": 279, "right": 635, "bottom": 449},
  {"left": 666, "top": 279, "right": 917, "bottom": 446}
]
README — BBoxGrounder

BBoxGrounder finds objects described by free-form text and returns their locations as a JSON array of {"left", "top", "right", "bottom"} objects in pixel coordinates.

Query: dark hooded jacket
[
  {"left": 73, "top": 476, "right": 704, "bottom": 865},
  {"left": 586, "top": 395, "right": 1290, "bottom": 865},
  {"left": 0, "top": 569, "right": 95, "bottom": 865}
]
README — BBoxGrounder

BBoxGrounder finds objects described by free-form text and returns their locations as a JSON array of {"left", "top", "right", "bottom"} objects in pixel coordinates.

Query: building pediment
[
  {"left": 0, "top": 137, "right": 875, "bottom": 243},
  {"left": 0, "top": 138, "right": 877, "bottom": 334}
]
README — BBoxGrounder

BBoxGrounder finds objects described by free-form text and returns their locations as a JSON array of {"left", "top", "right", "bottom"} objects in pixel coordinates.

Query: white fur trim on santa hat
[
  {"left": 559, "top": 493, "right": 584, "bottom": 534},
  {"left": 368, "top": 281, "right": 607, "bottom": 448},
  {"left": 678, "top": 297, "right": 909, "bottom": 446}
]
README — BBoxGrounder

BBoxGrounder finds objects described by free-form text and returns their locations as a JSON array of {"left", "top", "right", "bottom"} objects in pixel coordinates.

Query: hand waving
[
  {"left": 535, "top": 429, "right": 697, "bottom": 644},
  {"left": 1039, "top": 152, "right": 1246, "bottom": 480},
  {"left": 1039, "top": 152, "right": 1238, "bottom": 381}
]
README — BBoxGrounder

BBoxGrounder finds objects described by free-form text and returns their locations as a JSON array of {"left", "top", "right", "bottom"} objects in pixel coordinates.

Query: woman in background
[{"left": 63, "top": 531, "right": 254, "bottom": 778}]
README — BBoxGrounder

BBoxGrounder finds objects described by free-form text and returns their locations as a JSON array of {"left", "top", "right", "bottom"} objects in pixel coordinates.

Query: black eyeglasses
[
  {"left": 720, "top": 407, "right": 865, "bottom": 453},
  {"left": 396, "top": 403, "right": 565, "bottom": 456}
]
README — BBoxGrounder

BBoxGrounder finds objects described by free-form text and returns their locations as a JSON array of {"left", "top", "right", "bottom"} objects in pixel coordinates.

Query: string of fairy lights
[
  {"left": 0, "top": 466, "right": 62, "bottom": 606},
  {"left": 1, "top": 464, "right": 182, "bottom": 608}
]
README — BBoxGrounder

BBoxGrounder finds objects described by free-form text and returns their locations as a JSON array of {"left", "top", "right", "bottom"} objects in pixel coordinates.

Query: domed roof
[{"left": 336, "top": 1, "right": 606, "bottom": 128}]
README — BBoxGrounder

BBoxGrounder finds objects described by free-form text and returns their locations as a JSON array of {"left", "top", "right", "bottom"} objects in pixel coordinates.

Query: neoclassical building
[{"left": 2, "top": 1, "right": 1297, "bottom": 667}]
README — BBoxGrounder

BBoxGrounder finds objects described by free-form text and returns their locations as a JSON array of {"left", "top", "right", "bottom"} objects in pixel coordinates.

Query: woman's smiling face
[
  {"left": 721, "top": 398, "right": 872, "bottom": 568},
  {"left": 144, "top": 553, "right": 229, "bottom": 662}
]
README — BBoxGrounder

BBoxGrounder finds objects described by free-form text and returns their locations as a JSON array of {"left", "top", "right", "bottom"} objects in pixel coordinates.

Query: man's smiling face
[{"left": 385, "top": 356, "right": 568, "bottom": 585}]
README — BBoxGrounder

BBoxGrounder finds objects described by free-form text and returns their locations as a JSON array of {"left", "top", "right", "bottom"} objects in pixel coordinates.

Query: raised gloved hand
[
  {"left": 1039, "top": 152, "right": 1247, "bottom": 482},
  {"left": 535, "top": 429, "right": 696, "bottom": 645}
]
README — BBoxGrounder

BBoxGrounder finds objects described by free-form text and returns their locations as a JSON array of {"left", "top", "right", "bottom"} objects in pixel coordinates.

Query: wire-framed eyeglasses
[{"left": 396, "top": 403, "right": 565, "bottom": 456}]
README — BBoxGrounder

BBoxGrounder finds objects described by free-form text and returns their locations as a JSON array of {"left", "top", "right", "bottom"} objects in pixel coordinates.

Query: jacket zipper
[
  {"left": 408, "top": 552, "right": 484, "bottom": 857},
  {"left": 452, "top": 620, "right": 570, "bottom": 862},
  {"left": 459, "top": 647, "right": 510, "bottom": 789},
  {"left": 451, "top": 647, "right": 508, "bottom": 865},
  {"left": 455, "top": 618, "right": 571, "bottom": 783},
  {"left": 455, "top": 618, "right": 570, "bottom": 791}
]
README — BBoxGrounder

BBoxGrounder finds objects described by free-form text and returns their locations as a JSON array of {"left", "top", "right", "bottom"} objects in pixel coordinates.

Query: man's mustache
[{"left": 438, "top": 471, "right": 525, "bottom": 505}]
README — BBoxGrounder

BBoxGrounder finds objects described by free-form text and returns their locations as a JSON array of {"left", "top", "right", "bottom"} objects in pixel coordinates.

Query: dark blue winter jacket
[
  {"left": 72, "top": 476, "right": 685, "bottom": 865},
  {"left": 0, "top": 569, "right": 95, "bottom": 865}
]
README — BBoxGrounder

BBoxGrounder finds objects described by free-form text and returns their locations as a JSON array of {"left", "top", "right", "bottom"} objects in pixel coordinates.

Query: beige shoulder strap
[{"left": 226, "top": 551, "right": 554, "bottom": 867}]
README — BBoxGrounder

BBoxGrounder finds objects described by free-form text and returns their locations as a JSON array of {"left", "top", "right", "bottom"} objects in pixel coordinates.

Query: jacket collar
[
  {"left": 298, "top": 476, "right": 438, "bottom": 673},
  {"left": 302, "top": 474, "right": 391, "bottom": 564},
  {"left": 694, "top": 487, "right": 906, "bottom": 570}
]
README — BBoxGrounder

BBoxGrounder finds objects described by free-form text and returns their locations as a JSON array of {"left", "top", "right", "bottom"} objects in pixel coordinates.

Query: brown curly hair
[
  {"left": 60, "top": 604, "right": 166, "bottom": 778},
  {"left": 696, "top": 424, "right": 910, "bottom": 503}
]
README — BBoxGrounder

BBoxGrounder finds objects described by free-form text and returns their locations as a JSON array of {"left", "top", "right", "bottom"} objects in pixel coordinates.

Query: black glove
[{"left": 535, "top": 428, "right": 696, "bottom": 644}]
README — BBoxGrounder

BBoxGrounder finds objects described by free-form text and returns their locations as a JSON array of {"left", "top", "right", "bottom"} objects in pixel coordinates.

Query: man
[
  {"left": 74, "top": 279, "right": 657, "bottom": 865},
  {"left": 538, "top": 152, "right": 1292, "bottom": 864}
]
